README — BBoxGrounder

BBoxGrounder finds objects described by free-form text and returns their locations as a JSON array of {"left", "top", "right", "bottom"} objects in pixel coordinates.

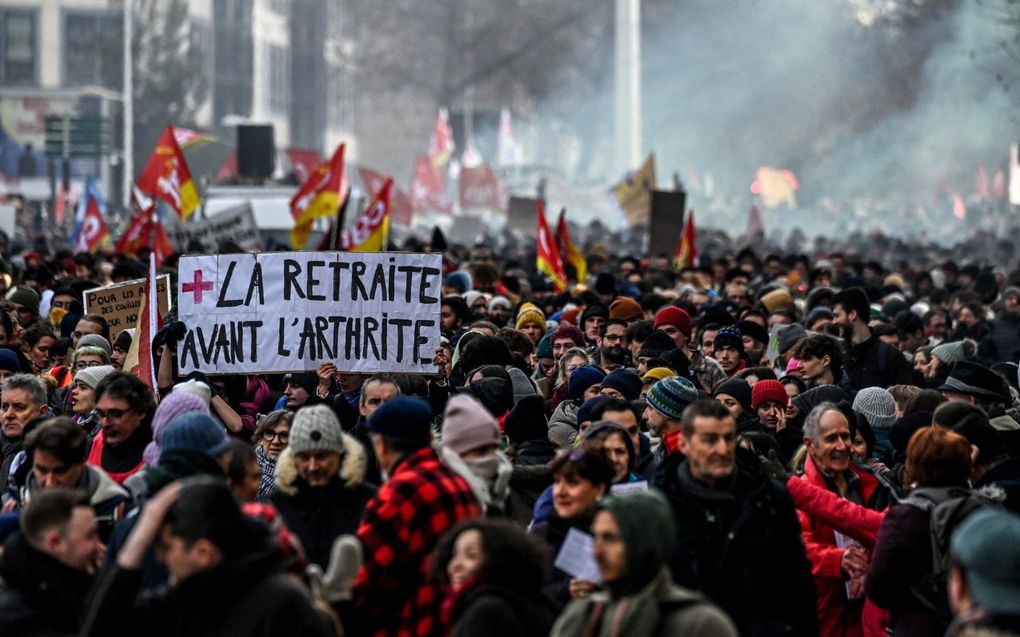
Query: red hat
[
  {"left": 653, "top": 306, "right": 692, "bottom": 339},
  {"left": 752, "top": 379, "right": 789, "bottom": 410},
  {"left": 609, "top": 297, "right": 643, "bottom": 322},
  {"left": 561, "top": 308, "right": 582, "bottom": 326}
]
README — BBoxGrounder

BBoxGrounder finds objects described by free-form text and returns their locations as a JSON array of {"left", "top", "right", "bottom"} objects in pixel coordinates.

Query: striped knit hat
[{"left": 646, "top": 376, "right": 698, "bottom": 421}]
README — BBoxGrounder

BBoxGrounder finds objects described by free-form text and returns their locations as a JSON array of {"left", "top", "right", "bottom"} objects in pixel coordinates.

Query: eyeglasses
[
  {"left": 95, "top": 407, "right": 136, "bottom": 421},
  {"left": 262, "top": 430, "right": 289, "bottom": 443},
  {"left": 566, "top": 363, "right": 588, "bottom": 372},
  {"left": 75, "top": 361, "right": 103, "bottom": 370}
]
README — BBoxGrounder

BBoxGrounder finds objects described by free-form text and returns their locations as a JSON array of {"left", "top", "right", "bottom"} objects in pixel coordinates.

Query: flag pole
[{"left": 329, "top": 186, "right": 350, "bottom": 251}]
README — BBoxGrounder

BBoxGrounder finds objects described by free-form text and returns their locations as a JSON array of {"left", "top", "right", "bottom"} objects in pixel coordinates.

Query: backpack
[{"left": 900, "top": 485, "right": 1005, "bottom": 625}]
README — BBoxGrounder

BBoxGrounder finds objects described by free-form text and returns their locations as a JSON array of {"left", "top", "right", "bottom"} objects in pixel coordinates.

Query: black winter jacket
[
  {"left": 0, "top": 532, "right": 94, "bottom": 636},
  {"left": 81, "top": 541, "right": 331, "bottom": 637},
  {"left": 653, "top": 449, "right": 818, "bottom": 637},
  {"left": 447, "top": 583, "right": 559, "bottom": 637}
]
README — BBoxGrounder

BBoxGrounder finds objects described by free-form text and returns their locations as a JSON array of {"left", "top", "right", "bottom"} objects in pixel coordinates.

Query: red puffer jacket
[{"left": 797, "top": 457, "right": 888, "bottom": 637}]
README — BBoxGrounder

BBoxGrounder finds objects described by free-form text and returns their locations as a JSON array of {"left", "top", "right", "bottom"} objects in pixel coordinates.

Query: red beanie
[
  {"left": 653, "top": 306, "right": 692, "bottom": 339},
  {"left": 751, "top": 379, "right": 789, "bottom": 410}
]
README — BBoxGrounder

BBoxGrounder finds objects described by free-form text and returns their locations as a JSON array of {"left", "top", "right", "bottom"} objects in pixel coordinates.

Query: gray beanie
[
  {"left": 77, "top": 334, "right": 112, "bottom": 356},
  {"left": 932, "top": 341, "right": 968, "bottom": 365},
  {"left": 74, "top": 364, "right": 117, "bottom": 390},
  {"left": 507, "top": 367, "right": 538, "bottom": 405},
  {"left": 290, "top": 404, "right": 344, "bottom": 456},
  {"left": 776, "top": 324, "right": 807, "bottom": 355},
  {"left": 852, "top": 387, "right": 897, "bottom": 429}
]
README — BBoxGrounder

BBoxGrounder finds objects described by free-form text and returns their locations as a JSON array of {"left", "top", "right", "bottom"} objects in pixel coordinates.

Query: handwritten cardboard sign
[{"left": 83, "top": 275, "right": 171, "bottom": 334}]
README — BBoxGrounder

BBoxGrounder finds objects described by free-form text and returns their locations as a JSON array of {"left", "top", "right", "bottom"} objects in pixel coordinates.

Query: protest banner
[
  {"left": 83, "top": 275, "right": 171, "bottom": 334},
  {"left": 176, "top": 251, "right": 443, "bottom": 375}
]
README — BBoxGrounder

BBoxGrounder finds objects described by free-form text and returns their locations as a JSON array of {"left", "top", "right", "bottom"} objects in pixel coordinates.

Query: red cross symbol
[{"left": 182, "top": 269, "right": 214, "bottom": 304}]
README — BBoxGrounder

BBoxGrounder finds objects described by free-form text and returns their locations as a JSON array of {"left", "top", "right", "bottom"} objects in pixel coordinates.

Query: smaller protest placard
[
  {"left": 553, "top": 528, "right": 602, "bottom": 584},
  {"left": 83, "top": 275, "right": 171, "bottom": 334}
]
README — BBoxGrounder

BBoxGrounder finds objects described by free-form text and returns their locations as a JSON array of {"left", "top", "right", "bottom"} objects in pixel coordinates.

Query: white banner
[{"left": 176, "top": 251, "right": 442, "bottom": 375}]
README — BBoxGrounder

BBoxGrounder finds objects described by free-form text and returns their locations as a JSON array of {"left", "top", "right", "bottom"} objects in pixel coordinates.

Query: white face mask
[{"left": 464, "top": 455, "right": 500, "bottom": 483}]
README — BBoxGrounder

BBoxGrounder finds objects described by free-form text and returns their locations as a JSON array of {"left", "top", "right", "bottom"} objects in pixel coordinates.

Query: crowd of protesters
[{"left": 0, "top": 234, "right": 1018, "bottom": 637}]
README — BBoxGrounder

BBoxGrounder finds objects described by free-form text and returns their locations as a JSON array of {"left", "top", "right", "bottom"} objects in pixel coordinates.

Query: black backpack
[{"left": 900, "top": 485, "right": 1004, "bottom": 625}]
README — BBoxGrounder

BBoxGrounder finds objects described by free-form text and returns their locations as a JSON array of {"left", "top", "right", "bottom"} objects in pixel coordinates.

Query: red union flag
[
  {"left": 136, "top": 125, "right": 201, "bottom": 219},
  {"left": 412, "top": 156, "right": 452, "bottom": 214},
  {"left": 72, "top": 177, "right": 110, "bottom": 253},
  {"left": 290, "top": 143, "right": 347, "bottom": 248},
  {"left": 460, "top": 164, "right": 506, "bottom": 211},
  {"left": 287, "top": 148, "right": 321, "bottom": 184},
  {"left": 536, "top": 200, "right": 567, "bottom": 292},
  {"left": 343, "top": 178, "right": 391, "bottom": 252},
  {"left": 673, "top": 209, "right": 698, "bottom": 270},
  {"left": 360, "top": 166, "right": 413, "bottom": 225}
]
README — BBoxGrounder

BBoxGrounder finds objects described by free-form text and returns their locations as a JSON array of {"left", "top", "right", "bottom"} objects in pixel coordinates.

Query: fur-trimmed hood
[{"left": 273, "top": 430, "right": 367, "bottom": 496}]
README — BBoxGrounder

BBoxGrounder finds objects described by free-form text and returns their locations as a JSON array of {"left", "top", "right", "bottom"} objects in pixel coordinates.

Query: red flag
[
  {"left": 746, "top": 204, "right": 764, "bottom": 238},
  {"left": 673, "top": 210, "right": 698, "bottom": 270},
  {"left": 290, "top": 143, "right": 347, "bottom": 248},
  {"left": 428, "top": 107, "right": 455, "bottom": 167},
  {"left": 215, "top": 150, "right": 237, "bottom": 182},
  {"left": 115, "top": 210, "right": 153, "bottom": 255},
  {"left": 536, "top": 200, "right": 567, "bottom": 292},
  {"left": 73, "top": 177, "right": 110, "bottom": 253},
  {"left": 555, "top": 210, "right": 586, "bottom": 282},
  {"left": 412, "top": 156, "right": 452, "bottom": 214},
  {"left": 360, "top": 167, "right": 413, "bottom": 225},
  {"left": 342, "top": 179, "right": 391, "bottom": 252},
  {"left": 287, "top": 148, "right": 322, "bottom": 183},
  {"left": 151, "top": 220, "right": 175, "bottom": 267},
  {"left": 459, "top": 164, "right": 506, "bottom": 210},
  {"left": 136, "top": 125, "right": 201, "bottom": 219},
  {"left": 115, "top": 209, "right": 176, "bottom": 267}
]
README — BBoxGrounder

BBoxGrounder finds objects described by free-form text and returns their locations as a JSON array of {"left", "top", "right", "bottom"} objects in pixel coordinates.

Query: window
[
  {"left": 63, "top": 11, "right": 123, "bottom": 89},
  {"left": 1, "top": 10, "right": 37, "bottom": 85}
]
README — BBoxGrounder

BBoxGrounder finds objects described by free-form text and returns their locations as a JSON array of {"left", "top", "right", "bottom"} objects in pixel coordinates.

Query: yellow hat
[{"left": 642, "top": 367, "right": 677, "bottom": 383}]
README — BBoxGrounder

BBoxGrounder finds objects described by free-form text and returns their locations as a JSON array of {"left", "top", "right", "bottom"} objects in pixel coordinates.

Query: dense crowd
[{"left": 0, "top": 240, "right": 1019, "bottom": 637}]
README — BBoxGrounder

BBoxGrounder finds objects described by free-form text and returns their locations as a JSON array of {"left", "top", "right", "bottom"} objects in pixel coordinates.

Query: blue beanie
[
  {"left": 646, "top": 376, "right": 699, "bottom": 421},
  {"left": 599, "top": 369, "right": 642, "bottom": 401},
  {"left": 568, "top": 366, "right": 607, "bottom": 401},
  {"left": 366, "top": 396, "right": 433, "bottom": 439},
  {"left": 445, "top": 271, "right": 472, "bottom": 295},
  {"left": 0, "top": 349, "right": 20, "bottom": 372},
  {"left": 577, "top": 396, "right": 611, "bottom": 427},
  {"left": 161, "top": 412, "right": 230, "bottom": 459}
]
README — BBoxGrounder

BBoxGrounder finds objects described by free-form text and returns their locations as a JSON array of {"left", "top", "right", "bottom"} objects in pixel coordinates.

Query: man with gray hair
[
  {"left": 797, "top": 402, "right": 891, "bottom": 637},
  {"left": 1, "top": 374, "right": 49, "bottom": 492}
]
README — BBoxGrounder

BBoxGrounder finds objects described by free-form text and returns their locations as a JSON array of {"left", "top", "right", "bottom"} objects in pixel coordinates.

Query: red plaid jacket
[{"left": 354, "top": 446, "right": 481, "bottom": 637}]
